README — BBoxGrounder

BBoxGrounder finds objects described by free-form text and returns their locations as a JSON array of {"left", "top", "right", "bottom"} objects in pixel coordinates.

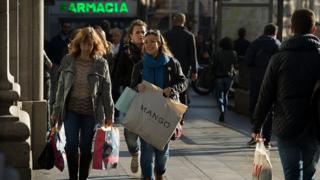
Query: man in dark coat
[
  {"left": 164, "top": 13, "right": 198, "bottom": 105},
  {"left": 47, "top": 22, "right": 71, "bottom": 106},
  {"left": 245, "top": 23, "right": 281, "bottom": 148},
  {"left": 233, "top": 27, "right": 250, "bottom": 62},
  {"left": 252, "top": 9, "right": 320, "bottom": 179}
]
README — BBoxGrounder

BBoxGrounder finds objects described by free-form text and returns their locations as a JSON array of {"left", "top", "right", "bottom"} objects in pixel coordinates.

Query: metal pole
[{"left": 277, "top": 0, "right": 284, "bottom": 41}]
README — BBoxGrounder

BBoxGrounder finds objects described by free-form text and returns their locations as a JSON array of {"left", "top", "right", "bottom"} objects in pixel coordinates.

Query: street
[{"left": 32, "top": 90, "right": 320, "bottom": 180}]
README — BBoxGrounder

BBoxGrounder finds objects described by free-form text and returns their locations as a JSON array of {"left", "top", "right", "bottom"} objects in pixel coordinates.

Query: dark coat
[
  {"left": 130, "top": 56, "right": 188, "bottom": 101},
  {"left": 246, "top": 35, "right": 281, "bottom": 84},
  {"left": 47, "top": 33, "right": 70, "bottom": 65},
  {"left": 164, "top": 26, "right": 198, "bottom": 75},
  {"left": 252, "top": 34, "right": 320, "bottom": 140},
  {"left": 114, "top": 42, "right": 142, "bottom": 87}
]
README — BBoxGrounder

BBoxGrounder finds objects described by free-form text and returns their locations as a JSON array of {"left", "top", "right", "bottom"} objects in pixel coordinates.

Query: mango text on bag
[{"left": 140, "top": 104, "right": 171, "bottom": 128}]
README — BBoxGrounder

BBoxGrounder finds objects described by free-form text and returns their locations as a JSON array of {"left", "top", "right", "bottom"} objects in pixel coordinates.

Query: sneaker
[
  {"left": 264, "top": 142, "right": 271, "bottom": 149},
  {"left": 130, "top": 152, "right": 140, "bottom": 173},
  {"left": 247, "top": 138, "right": 256, "bottom": 147}
]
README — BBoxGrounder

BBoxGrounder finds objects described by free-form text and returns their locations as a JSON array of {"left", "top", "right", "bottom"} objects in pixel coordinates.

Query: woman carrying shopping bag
[
  {"left": 130, "top": 29, "right": 188, "bottom": 180},
  {"left": 51, "top": 27, "right": 114, "bottom": 180}
]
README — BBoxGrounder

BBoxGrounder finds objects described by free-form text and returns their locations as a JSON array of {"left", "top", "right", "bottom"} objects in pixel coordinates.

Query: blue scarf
[{"left": 143, "top": 53, "right": 169, "bottom": 88}]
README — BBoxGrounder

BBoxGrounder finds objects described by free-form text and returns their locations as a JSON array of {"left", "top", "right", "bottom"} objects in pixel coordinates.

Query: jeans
[
  {"left": 214, "top": 77, "right": 232, "bottom": 113},
  {"left": 64, "top": 111, "right": 96, "bottom": 155},
  {"left": 140, "top": 139, "right": 169, "bottom": 179},
  {"left": 261, "top": 111, "right": 273, "bottom": 143},
  {"left": 277, "top": 136, "right": 320, "bottom": 180},
  {"left": 124, "top": 128, "right": 140, "bottom": 155}
]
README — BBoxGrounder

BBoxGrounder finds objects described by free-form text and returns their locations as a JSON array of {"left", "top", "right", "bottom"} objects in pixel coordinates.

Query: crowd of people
[{"left": 44, "top": 9, "right": 320, "bottom": 180}]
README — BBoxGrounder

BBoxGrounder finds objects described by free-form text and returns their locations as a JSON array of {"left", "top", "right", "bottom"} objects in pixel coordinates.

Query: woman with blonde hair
[
  {"left": 131, "top": 29, "right": 188, "bottom": 180},
  {"left": 51, "top": 26, "right": 114, "bottom": 180}
]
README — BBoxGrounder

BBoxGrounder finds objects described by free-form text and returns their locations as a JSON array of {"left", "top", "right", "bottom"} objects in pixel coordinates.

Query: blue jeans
[
  {"left": 64, "top": 111, "right": 96, "bottom": 155},
  {"left": 277, "top": 136, "right": 320, "bottom": 180},
  {"left": 140, "top": 139, "right": 169, "bottom": 180},
  {"left": 124, "top": 128, "right": 140, "bottom": 155},
  {"left": 214, "top": 77, "right": 232, "bottom": 113}
]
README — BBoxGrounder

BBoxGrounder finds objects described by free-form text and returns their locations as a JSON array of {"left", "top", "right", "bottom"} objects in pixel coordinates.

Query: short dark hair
[
  {"left": 291, "top": 9, "right": 315, "bottom": 34},
  {"left": 238, "top": 28, "right": 246, "bottom": 38},
  {"left": 263, "top": 23, "right": 278, "bottom": 35},
  {"left": 219, "top": 37, "right": 233, "bottom": 50}
]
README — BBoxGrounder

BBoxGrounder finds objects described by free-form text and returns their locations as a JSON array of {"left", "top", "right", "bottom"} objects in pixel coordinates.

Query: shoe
[
  {"left": 264, "top": 142, "right": 271, "bottom": 149},
  {"left": 219, "top": 112, "right": 225, "bottom": 122},
  {"left": 130, "top": 152, "right": 140, "bottom": 173},
  {"left": 247, "top": 138, "right": 256, "bottom": 147}
]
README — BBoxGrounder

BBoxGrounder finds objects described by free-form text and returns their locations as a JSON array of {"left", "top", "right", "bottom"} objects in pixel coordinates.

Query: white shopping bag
[
  {"left": 252, "top": 141, "right": 272, "bottom": 180},
  {"left": 122, "top": 81, "right": 187, "bottom": 150},
  {"left": 115, "top": 87, "right": 137, "bottom": 113}
]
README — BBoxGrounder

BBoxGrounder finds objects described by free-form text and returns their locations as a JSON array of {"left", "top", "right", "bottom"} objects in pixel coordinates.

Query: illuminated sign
[
  {"left": 49, "top": 1, "right": 137, "bottom": 17},
  {"left": 60, "top": 2, "right": 129, "bottom": 14}
]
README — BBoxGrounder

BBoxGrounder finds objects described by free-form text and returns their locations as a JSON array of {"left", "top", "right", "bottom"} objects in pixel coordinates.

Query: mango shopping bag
[{"left": 122, "top": 81, "right": 187, "bottom": 150}]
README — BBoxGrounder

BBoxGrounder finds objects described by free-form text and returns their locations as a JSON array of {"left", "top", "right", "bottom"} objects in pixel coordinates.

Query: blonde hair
[
  {"left": 94, "top": 26, "right": 112, "bottom": 55},
  {"left": 69, "top": 27, "right": 107, "bottom": 58},
  {"left": 143, "top": 29, "right": 173, "bottom": 57}
]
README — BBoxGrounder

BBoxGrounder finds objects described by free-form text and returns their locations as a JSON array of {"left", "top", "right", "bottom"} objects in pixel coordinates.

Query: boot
[
  {"left": 154, "top": 169, "right": 164, "bottom": 180},
  {"left": 79, "top": 153, "right": 92, "bottom": 180},
  {"left": 219, "top": 112, "right": 225, "bottom": 122},
  {"left": 66, "top": 152, "right": 78, "bottom": 180}
]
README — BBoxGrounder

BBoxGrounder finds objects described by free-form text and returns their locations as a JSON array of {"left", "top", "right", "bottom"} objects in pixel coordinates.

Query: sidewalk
[{"left": 32, "top": 91, "right": 319, "bottom": 180}]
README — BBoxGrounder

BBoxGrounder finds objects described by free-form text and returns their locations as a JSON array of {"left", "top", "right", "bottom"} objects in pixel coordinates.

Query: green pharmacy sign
[{"left": 60, "top": 2, "right": 129, "bottom": 14}]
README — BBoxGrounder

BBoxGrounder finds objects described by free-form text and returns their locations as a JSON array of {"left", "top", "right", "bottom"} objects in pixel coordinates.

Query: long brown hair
[
  {"left": 143, "top": 29, "right": 173, "bottom": 57},
  {"left": 69, "top": 27, "right": 106, "bottom": 58}
]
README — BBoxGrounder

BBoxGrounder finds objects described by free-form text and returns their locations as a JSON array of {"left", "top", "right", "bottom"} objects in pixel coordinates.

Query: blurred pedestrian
[
  {"left": 51, "top": 27, "right": 114, "bottom": 180},
  {"left": 233, "top": 28, "right": 250, "bottom": 62},
  {"left": 252, "top": 9, "right": 320, "bottom": 180},
  {"left": 109, "top": 27, "right": 124, "bottom": 122},
  {"left": 246, "top": 23, "right": 281, "bottom": 148},
  {"left": 47, "top": 21, "right": 72, "bottom": 108},
  {"left": 115, "top": 19, "right": 147, "bottom": 174},
  {"left": 164, "top": 13, "right": 198, "bottom": 105},
  {"left": 131, "top": 29, "right": 188, "bottom": 180},
  {"left": 213, "top": 37, "right": 237, "bottom": 122}
]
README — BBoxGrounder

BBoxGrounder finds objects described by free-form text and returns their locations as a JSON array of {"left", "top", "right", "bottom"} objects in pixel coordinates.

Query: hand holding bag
[
  {"left": 92, "top": 126, "right": 120, "bottom": 170},
  {"left": 37, "top": 133, "right": 54, "bottom": 170},
  {"left": 252, "top": 141, "right": 272, "bottom": 180}
]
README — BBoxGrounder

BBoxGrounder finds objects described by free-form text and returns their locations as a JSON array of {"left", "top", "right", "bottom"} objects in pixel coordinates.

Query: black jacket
[
  {"left": 130, "top": 56, "right": 188, "bottom": 101},
  {"left": 246, "top": 35, "right": 281, "bottom": 84},
  {"left": 252, "top": 34, "right": 320, "bottom": 140},
  {"left": 164, "top": 26, "right": 198, "bottom": 75},
  {"left": 114, "top": 42, "right": 142, "bottom": 87}
]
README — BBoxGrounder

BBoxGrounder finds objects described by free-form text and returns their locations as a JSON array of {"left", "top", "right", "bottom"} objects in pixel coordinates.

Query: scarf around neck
[{"left": 143, "top": 53, "right": 169, "bottom": 88}]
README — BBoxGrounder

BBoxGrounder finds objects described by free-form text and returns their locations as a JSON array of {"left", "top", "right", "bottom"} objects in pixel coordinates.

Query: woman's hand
[
  {"left": 163, "top": 87, "right": 172, "bottom": 97},
  {"left": 50, "top": 113, "right": 60, "bottom": 127},
  {"left": 105, "top": 118, "right": 113, "bottom": 127},
  {"left": 137, "top": 83, "right": 146, "bottom": 93}
]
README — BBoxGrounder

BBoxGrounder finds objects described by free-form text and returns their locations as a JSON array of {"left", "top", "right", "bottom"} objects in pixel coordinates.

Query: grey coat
[{"left": 52, "top": 54, "right": 114, "bottom": 127}]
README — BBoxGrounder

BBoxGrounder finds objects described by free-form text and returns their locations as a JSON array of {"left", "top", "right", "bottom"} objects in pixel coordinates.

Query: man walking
[
  {"left": 252, "top": 9, "right": 320, "bottom": 179},
  {"left": 164, "top": 13, "right": 198, "bottom": 105},
  {"left": 246, "top": 24, "right": 281, "bottom": 148}
]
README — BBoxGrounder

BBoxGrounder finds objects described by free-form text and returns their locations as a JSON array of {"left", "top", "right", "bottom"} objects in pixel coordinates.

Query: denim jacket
[{"left": 52, "top": 54, "right": 114, "bottom": 127}]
